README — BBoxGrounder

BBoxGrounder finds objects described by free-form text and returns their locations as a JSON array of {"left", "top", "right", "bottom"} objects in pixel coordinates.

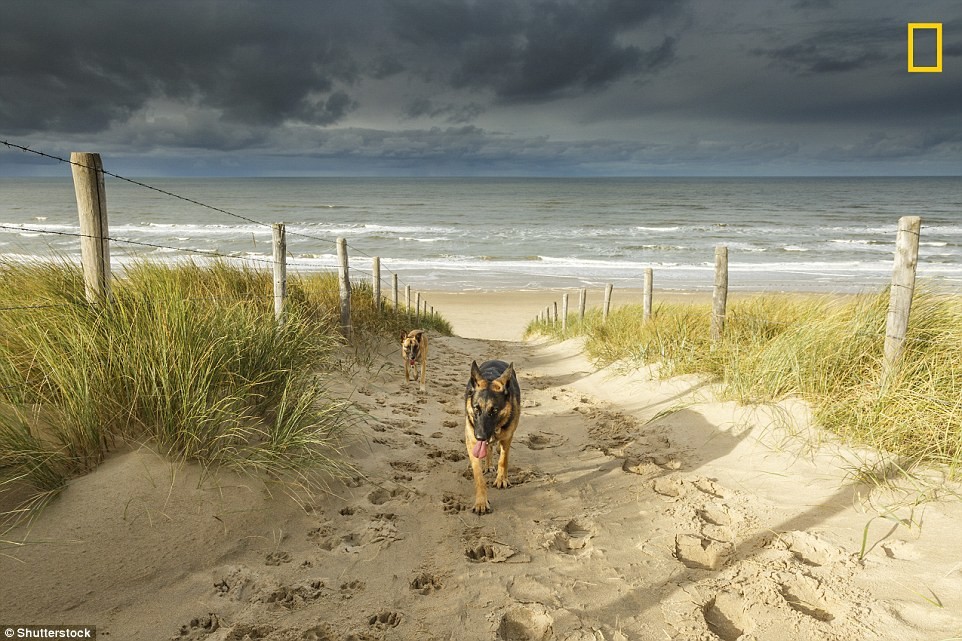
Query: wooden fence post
[
  {"left": 416, "top": 292, "right": 421, "bottom": 325},
  {"left": 336, "top": 237, "right": 352, "bottom": 339},
  {"left": 552, "top": 301, "right": 558, "bottom": 325},
  {"left": 272, "top": 223, "right": 286, "bottom": 325},
  {"left": 883, "top": 216, "right": 922, "bottom": 382},
  {"left": 372, "top": 256, "right": 381, "bottom": 311},
  {"left": 562, "top": 293, "right": 569, "bottom": 333},
  {"left": 579, "top": 287, "right": 586, "bottom": 322},
  {"left": 643, "top": 268, "right": 653, "bottom": 321},
  {"left": 602, "top": 283, "right": 613, "bottom": 323},
  {"left": 405, "top": 285, "right": 411, "bottom": 322},
  {"left": 392, "top": 274, "right": 399, "bottom": 316},
  {"left": 711, "top": 246, "right": 728, "bottom": 348},
  {"left": 70, "top": 152, "right": 111, "bottom": 305}
]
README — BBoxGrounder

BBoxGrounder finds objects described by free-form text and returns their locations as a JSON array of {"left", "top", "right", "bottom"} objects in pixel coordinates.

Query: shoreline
[{"left": 410, "top": 287, "right": 865, "bottom": 341}]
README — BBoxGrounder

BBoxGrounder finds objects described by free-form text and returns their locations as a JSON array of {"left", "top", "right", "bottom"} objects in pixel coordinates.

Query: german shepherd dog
[
  {"left": 464, "top": 360, "right": 520, "bottom": 514},
  {"left": 400, "top": 330, "right": 428, "bottom": 392}
]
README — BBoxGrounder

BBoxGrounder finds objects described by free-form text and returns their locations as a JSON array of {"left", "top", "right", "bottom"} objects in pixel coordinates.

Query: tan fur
[{"left": 401, "top": 330, "right": 428, "bottom": 393}]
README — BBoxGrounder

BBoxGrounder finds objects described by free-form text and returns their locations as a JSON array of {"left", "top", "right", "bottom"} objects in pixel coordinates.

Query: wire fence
[{"left": 0, "top": 140, "right": 433, "bottom": 319}]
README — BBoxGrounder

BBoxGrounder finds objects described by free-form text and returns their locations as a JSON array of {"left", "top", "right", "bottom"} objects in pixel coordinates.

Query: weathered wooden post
[
  {"left": 372, "top": 256, "right": 381, "bottom": 311},
  {"left": 552, "top": 301, "right": 558, "bottom": 325},
  {"left": 336, "top": 237, "right": 352, "bottom": 338},
  {"left": 602, "top": 283, "right": 613, "bottom": 323},
  {"left": 579, "top": 287, "right": 586, "bottom": 322},
  {"left": 883, "top": 216, "right": 922, "bottom": 382},
  {"left": 561, "top": 293, "right": 569, "bottom": 333},
  {"left": 416, "top": 292, "right": 421, "bottom": 325},
  {"left": 70, "top": 152, "right": 111, "bottom": 304},
  {"left": 392, "top": 274, "right": 399, "bottom": 316},
  {"left": 643, "top": 268, "right": 653, "bottom": 321},
  {"left": 272, "top": 223, "right": 286, "bottom": 325},
  {"left": 711, "top": 246, "right": 728, "bottom": 348}
]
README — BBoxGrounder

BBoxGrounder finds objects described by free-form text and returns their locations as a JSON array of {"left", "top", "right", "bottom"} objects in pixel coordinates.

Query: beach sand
[{"left": 2, "top": 290, "right": 961, "bottom": 640}]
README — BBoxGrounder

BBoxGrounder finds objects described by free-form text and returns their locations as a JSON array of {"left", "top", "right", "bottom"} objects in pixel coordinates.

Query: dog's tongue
[{"left": 472, "top": 440, "right": 488, "bottom": 459}]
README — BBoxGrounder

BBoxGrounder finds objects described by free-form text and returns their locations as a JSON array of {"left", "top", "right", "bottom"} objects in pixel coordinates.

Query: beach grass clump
[
  {"left": 0, "top": 260, "right": 449, "bottom": 523},
  {"left": 526, "top": 289, "right": 962, "bottom": 473}
]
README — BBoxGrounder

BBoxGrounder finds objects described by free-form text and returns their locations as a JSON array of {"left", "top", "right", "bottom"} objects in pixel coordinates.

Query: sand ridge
[{"left": 2, "top": 331, "right": 961, "bottom": 640}]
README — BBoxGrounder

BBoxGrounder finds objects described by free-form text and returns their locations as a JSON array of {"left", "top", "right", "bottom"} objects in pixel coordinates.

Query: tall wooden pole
[
  {"left": 561, "top": 293, "right": 569, "bottom": 333},
  {"left": 883, "top": 216, "right": 922, "bottom": 381},
  {"left": 337, "top": 237, "right": 352, "bottom": 339},
  {"left": 578, "top": 287, "right": 586, "bottom": 322},
  {"left": 711, "top": 246, "right": 729, "bottom": 348},
  {"left": 643, "top": 268, "right": 653, "bottom": 321},
  {"left": 70, "top": 152, "right": 111, "bottom": 304},
  {"left": 602, "top": 283, "right": 613, "bottom": 323},
  {"left": 392, "top": 273, "right": 399, "bottom": 316},
  {"left": 272, "top": 223, "right": 286, "bottom": 325},
  {"left": 372, "top": 256, "right": 381, "bottom": 311}
]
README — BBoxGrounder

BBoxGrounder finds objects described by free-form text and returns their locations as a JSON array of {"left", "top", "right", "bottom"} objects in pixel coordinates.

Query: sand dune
[{"left": 2, "top": 297, "right": 961, "bottom": 640}]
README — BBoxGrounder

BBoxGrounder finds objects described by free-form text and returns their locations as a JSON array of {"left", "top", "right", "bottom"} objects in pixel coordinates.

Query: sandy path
[{"left": 2, "top": 331, "right": 961, "bottom": 640}]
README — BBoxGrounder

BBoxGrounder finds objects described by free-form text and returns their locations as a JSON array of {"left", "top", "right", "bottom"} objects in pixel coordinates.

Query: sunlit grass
[
  {"left": 527, "top": 288, "right": 962, "bottom": 474},
  {"left": 0, "top": 260, "right": 451, "bottom": 527}
]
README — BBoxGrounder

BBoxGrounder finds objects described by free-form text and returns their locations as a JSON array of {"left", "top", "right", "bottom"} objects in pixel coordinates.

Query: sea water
[{"left": 1, "top": 176, "right": 959, "bottom": 293}]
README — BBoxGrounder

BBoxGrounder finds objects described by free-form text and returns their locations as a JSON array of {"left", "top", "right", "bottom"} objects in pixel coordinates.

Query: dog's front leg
[{"left": 494, "top": 439, "right": 512, "bottom": 489}]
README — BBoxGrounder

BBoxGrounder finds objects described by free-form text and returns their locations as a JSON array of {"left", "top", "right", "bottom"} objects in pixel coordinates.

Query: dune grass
[
  {"left": 526, "top": 289, "right": 962, "bottom": 475},
  {"left": 0, "top": 260, "right": 451, "bottom": 526}
]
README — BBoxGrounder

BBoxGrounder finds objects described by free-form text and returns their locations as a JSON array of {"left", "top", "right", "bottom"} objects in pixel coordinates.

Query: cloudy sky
[{"left": 1, "top": 0, "right": 959, "bottom": 176}]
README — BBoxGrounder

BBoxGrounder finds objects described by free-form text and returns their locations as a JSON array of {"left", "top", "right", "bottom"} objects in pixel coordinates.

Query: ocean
[{"left": 1, "top": 176, "right": 960, "bottom": 293}]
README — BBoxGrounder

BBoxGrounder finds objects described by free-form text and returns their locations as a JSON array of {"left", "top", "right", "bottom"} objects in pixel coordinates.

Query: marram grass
[
  {"left": 527, "top": 289, "right": 962, "bottom": 474},
  {"left": 0, "top": 260, "right": 451, "bottom": 526}
]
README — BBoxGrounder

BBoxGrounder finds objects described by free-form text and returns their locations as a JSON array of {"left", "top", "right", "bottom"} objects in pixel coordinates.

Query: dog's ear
[
  {"left": 400, "top": 330, "right": 408, "bottom": 342},
  {"left": 469, "top": 360, "right": 483, "bottom": 385},
  {"left": 494, "top": 362, "right": 515, "bottom": 396}
]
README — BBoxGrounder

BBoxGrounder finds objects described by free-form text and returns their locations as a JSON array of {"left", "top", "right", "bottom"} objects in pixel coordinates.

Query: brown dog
[
  {"left": 464, "top": 360, "right": 521, "bottom": 514},
  {"left": 400, "top": 330, "right": 428, "bottom": 393}
]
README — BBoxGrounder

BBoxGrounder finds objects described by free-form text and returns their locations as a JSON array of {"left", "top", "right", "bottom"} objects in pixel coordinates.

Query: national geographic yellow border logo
[{"left": 907, "top": 23, "right": 942, "bottom": 72}]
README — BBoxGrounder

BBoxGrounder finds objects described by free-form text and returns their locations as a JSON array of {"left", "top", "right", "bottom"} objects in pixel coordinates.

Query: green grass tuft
[
  {"left": 0, "top": 260, "right": 451, "bottom": 527},
  {"left": 527, "top": 288, "right": 962, "bottom": 474}
]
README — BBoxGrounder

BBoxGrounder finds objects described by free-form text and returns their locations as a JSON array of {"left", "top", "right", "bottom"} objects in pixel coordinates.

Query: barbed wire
[{"left": 1, "top": 139, "right": 422, "bottom": 291}]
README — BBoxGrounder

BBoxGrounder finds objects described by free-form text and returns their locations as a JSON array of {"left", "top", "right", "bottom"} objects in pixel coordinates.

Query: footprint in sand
[
  {"left": 702, "top": 592, "right": 754, "bottom": 641},
  {"left": 265, "top": 581, "right": 325, "bottom": 610},
  {"left": 442, "top": 492, "right": 468, "bottom": 514},
  {"left": 674, "top": 533, "right": 734, "bottom": 571},
  {"left": 544, "top": 519, "right": 594, "bottom": 556},
  {"left": 173, "top": 614, "right": 221, "bottom": 640},
  {"left": 410, "top": 571, "right": 443, "bottom": 595},
  {"left": 367, "top": 486, "right": 408, "bottom": 505},
  {"left": 340, "top": 579, "right": 365, "bottom": 599},
  {"left": 367, "top": 611, "right": 402, "bottom": 629},
  {"left": 300, "top": 623, "right": 338, "bottom": 641},
  {"left": 521, "top": 431, "right": 567, "bottom": 450},
  {"left": 464, "top": 540, "right": 523, "bottom": 563},
  {"left": 778, "top": 574, "right": 837, "bottom": 622},
  {"left": 497, "top": 603, "right": 553, "bottom": 641},
  {"left": 264, "top": 550, "right": 293, "bottom": 566}
]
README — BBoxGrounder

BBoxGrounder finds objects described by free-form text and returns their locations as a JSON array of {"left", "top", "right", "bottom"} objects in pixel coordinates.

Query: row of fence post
[
  {"left": 70, "top": 152, "right": 436, "bottom": 342},
  {"left": 70, "top": 151, "right": 923, "bottom": 380},
  {"left": 534, "top": 217, "right": 922, "bottom": 382}
]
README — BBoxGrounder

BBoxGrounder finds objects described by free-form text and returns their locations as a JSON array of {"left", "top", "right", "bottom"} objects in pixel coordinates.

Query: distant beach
[{"left": 1, "top": 176, "right": 960, "bottom": 293}]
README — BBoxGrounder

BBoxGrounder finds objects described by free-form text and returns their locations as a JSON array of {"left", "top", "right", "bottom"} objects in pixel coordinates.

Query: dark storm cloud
[
  {"left": 388, "top": 0, "right": 682, "bottom": 101},
  {"left": 751, "top": 20, "right": 898, "bottom": 75},
  {"left": 0, "top": 2, "right": 361, "bottom": 134}
]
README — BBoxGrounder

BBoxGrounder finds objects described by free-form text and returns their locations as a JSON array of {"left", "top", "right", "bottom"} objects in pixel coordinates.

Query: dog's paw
[
  {"left": 494, "top": 476, "right": 511, "bottom": 489},
  {"left": 472, "top": 498, "right": 492, "bottom": 515}
]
